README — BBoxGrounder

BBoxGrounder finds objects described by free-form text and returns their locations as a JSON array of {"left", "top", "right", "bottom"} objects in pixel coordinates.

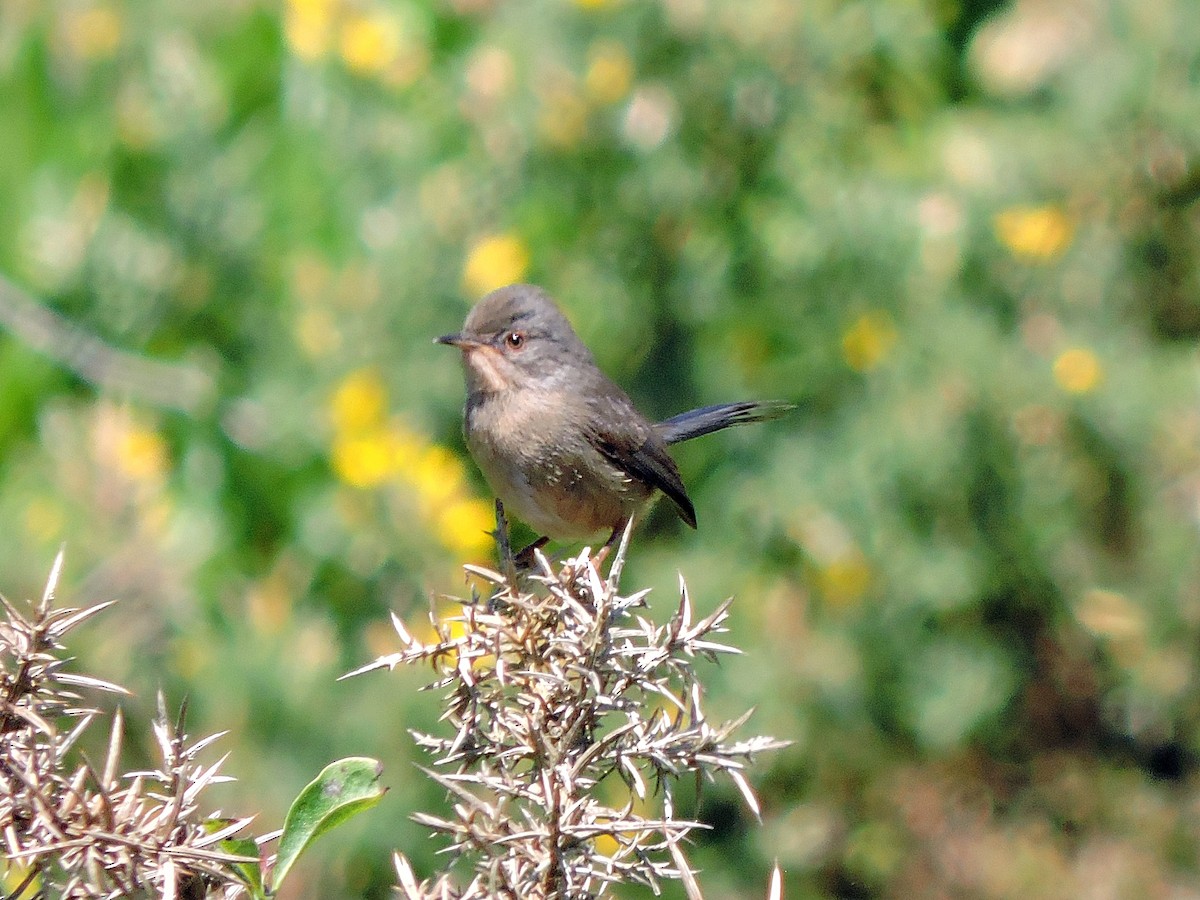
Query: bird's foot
[
  {"left": 588, "top": 521, "right": 629, "bottom": 576},
  {"left": 512, "top": 536, "right": 551, "bottom": 571},
  {"left": 591, "top": 544, "right": 612, "bottom": 571}
]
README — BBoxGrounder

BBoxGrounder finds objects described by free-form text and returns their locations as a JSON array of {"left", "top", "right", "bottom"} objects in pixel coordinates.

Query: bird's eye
[{"left": 504, "top": 330, "right": 526, "bottom": 350}]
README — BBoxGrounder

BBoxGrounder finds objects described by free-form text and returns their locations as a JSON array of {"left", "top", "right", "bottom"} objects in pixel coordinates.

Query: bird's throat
[{"left": 463, "top": 346, "right": 512, "bottom": 395}]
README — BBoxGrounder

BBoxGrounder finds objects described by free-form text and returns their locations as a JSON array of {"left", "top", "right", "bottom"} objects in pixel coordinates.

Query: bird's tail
[{"left": 654, "top": 400, "right": 794, "bottom": 445}]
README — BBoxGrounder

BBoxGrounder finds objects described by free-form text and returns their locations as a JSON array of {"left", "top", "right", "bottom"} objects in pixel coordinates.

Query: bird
[{"left": 435, "top": 283, "right": 790, "bottom": 555}]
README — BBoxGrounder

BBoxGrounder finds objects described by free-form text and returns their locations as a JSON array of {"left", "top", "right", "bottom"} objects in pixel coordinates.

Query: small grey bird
[{"left": 436, "top": 283, "right": 790, "bottom": 550}]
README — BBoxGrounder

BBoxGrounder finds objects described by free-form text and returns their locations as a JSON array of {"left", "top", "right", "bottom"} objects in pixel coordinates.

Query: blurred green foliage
[{"left": 1, "top": 0, "right": 1199, "bottom": 896}]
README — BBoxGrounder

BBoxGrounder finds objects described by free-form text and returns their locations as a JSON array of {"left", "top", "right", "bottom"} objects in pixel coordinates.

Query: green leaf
[
  {"left": 200, "top": 818, "right": 264, "bottom": 899},
  {"left": 270, "top": 757, "right": 386, "bottom": 894},
  {"left": 219, "top": 837, "right": 265, "bottom": 899}
]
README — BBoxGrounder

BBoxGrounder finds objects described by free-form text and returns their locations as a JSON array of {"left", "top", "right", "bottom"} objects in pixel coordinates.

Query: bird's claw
[{"left": 512, "top": 536, "right": 551, "bottom": 571}]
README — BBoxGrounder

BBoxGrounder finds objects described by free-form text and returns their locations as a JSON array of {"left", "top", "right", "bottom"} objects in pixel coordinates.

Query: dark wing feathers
[
  {"left": 594, "top": 433, "right": 697, "bottom": 529},
  {"left": 586, "top": 391, "right": 697, "bottom": 529}
]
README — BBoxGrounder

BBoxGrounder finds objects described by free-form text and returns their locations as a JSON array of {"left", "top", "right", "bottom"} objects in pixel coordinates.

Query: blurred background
[{"left": 2, "top": 0, "right": 1199, "bottom": 896}]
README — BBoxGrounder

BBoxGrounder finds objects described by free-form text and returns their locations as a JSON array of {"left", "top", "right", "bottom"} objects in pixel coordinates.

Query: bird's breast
[{"left": 463, "top": 389, "right": 651, "bottom": 539}]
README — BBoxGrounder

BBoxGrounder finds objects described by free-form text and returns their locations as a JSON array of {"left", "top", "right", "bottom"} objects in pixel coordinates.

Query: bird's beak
[
  {"left": 434, "top": 333, "right": 485, "bottom": 349},
  {"left": 437, "top": 331, "right": 508, "bottom": 392}
]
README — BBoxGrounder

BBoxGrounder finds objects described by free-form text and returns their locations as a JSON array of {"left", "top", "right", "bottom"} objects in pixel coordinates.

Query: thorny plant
[
  {"left": 347, "top": 519, "right": 788, "bottom": 899},
  {"left": 0, "top": 552, "right": 254, "bottom": 900}
]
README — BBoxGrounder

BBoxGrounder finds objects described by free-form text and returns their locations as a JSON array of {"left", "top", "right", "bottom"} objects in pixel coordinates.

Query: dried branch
[
  {"left": 0, "top": 274, "right": 216, "bottom": 413},
  {"left": 0, "top": 551, "right": 255, "bottom": 899},
  {"left": 350, "top": 535, "right": 788, "bottom": 899}
]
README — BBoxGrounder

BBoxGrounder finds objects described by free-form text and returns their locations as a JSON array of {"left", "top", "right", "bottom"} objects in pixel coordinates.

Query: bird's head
[{"left": 436, "top": 284, "right": 592, "bottom": 396}]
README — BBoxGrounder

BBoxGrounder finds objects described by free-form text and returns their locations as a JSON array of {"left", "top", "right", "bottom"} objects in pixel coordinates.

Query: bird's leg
[
  {"left": 494, "top": 499, "right": 512, "bottom": 560},
  {"left": 493, "top": 499, "right": 551, "bottom": 573},
  {"left": 591, "top": 520, "right": 627, "bottom": 571},
  {"left": 493, "top": 499, "right": 520, "bottom": 584}
]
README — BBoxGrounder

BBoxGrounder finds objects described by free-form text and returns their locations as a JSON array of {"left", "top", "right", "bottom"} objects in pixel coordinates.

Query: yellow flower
[
  {"left": 994, "top": 205, "right": 1074, "bottom": 262},
  {"left": 326, "top": 369, "right": 496, "bottom": 557},
  {"left": 3, "top": 864, "right": 40, "bottom": 896},
  {"left": 388, "top": 427, "right": 421, "bottom": 472},
  {"left": 435, "top": 498, "right": 496, "bottom": 555},
  {"left": 331, "top": 434, "right": 394, "bottom": 488},
  {"left": 331, "top": 369, "right": 388, "bottom": 433},
  {"left": 594, "top": 833, "right": 620, "bottom": 857},
  {"left": 1053, "top": 347, "right": 1102, "bottom": 394},
  {"left": 585, "top": 42, "right": 633, "bottom": 104},
  {"left": 62, "top": 6, "right": 122, "bottom": 60},
  {"left": 284, "top": 0, "right": 335, "bottom": 61},
  {"left": 592, "top": 787, "right": 655, "bottom": 857},
  {"left": 340, "top": 10, "right": 401, "bottom": 75},
  {"left": 841, "top": 311, "right": 897, "bottom": 372},
  {"left": 575, "top": 0, "right": 620, "bottom": 8},
  {"left": 462, "top": 234, "right": 530, "bottom": 297},
  {"left": 411, "top": 445, "right": 466, "bottom": 510},
  {"left": 431, "top": 607, "right": 470, "bottom": 643},
  {"left": 116, "top": 426, "right": 168, "bottom": 482}
]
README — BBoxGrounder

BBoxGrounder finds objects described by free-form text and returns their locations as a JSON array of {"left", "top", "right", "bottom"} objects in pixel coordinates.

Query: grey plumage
[{"left": 437, "top": 283, "right": 790, "bottom": 543}]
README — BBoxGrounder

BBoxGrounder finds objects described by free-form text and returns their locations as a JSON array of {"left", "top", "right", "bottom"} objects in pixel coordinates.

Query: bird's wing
[{"left": 588, "top": 393, "right": 697, "bottom": 529}]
